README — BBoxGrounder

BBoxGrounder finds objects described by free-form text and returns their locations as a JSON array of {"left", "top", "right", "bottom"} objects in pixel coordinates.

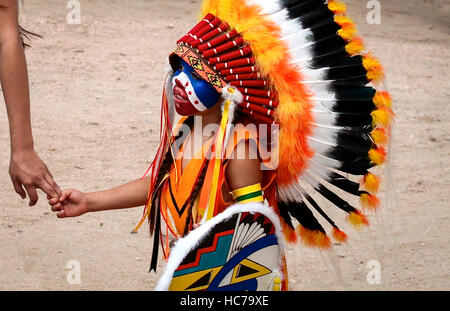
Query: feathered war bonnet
[
  {"left": 157, "top": 10, "right": 284, "bottom": 222},
  {"left": 135, "top": 0, "right": 394, "bottom": 250}
]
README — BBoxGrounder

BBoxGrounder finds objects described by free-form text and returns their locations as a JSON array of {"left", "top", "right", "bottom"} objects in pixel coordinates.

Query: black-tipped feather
[
  {"left": 278, "top": 200, "right": 296, "bottom": 229},
  {"left": 302, "top": 175, "right": 357, "bottom": 214},
  {"left": 295, "top": 8, "right": 335, "bottom": 29},
  {"left": 281, "top": 200, "right": 326, "bottom": 233},
  {"left": 326, "top": 56, "right": 370, "bottom": 83},
  {"left": 333, "top": 86, "right": 377, "bottom": 101},
  {"left": 316, "top": 184, "right": 357, "bottom": 214},
  {"left": 339, "top": 160, "right": 375, "bottom": 175},
  {"left": 310, "top": 165, "right": 362, "bottom": 196},
  {"left": 301, "top": 191, "right": 338, "bottom": 228},
  {"left": 314, "top": 152, "right": 375, "bottom": 175},
  {"left": 284, "top": 0, "right": 326, "bottom": 18},
  {"left": 330, "top": 99, "right": 376, "bottom": 114},
  {"left": 310, "top": 50, "right": 348, "bottom": 68},
  {"left": 335, "top": 131, "right": 373, "bottom": 153},
  {"left": 325, "top": 144, "right": 370, "bottom": 162},
  {"left": 308, "top": 18, "right": 343, "bottom": 42},
  {"left": 276, "top": 0, "right": 385, "bottom": 239},
  {"left": 333, "top": 111, "right": 373, "bottom": 127}
]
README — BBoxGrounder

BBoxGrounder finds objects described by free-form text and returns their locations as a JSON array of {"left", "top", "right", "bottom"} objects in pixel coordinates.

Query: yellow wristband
[{"left": 231, "top": 183, "right": 264, "bottom": 203}]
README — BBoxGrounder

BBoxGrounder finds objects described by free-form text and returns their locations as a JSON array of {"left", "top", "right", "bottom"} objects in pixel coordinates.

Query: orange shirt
[{"left": 159, "top": 117, "right": 278, "bottom": 239}]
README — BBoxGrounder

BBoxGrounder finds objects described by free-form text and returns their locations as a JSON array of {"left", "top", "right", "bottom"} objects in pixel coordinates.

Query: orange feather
[
  {"left": 332, "top": 227, "right": 348, "bottom": 243},
  {"left": 347, "top": 210, "right": 370, "bottom": 229}
]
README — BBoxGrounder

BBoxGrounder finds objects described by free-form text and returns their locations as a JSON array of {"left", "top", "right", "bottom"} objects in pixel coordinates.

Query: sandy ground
[{"left": 0, "top": 0, "right": 448, "bottom": 291}]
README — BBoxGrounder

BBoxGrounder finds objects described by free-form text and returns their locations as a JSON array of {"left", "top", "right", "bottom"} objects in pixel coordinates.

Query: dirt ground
[{"left": 0, "top": 0, "right": 448, "bottom": 291}]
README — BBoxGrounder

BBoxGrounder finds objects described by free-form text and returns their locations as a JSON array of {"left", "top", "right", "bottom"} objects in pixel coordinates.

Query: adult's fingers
[
  {"left": 49, "top": 198, "right": 59, "bottom": 205},
  {"left": 11, "top": 178, "right": 26, "bottom": 200},
  {"left": 43, "top": 173, "right": 62, "bottom": 198},
  {"left": 36, "top": 178, "right": 60, "bottom": 201},
  {"left": 56, "top": 210, "right": 66, "bottom": 218},
  {"left": 24, "top": 185, "right": 39, "bottom": 206}
]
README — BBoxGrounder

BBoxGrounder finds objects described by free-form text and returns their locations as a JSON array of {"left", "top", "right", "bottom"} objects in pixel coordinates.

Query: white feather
[
  {"left": 277, "top": 183, "right": 303, "bottom": 203},
  {"left": 301, "top": 68, "right": 329, "bottom": 81},
  {"left": 311, "top": 153, "right": 342, "bottom": 170},
  {"left": 307, "top": 161, "right": 334, "bottom": 182},
  {"left": 221, "top": 84, "right": 243, "bottom": 104},
  {"left": 314, "top": 99, "right": 338, "bottom": 110},
  {"left": 312, "top": 110, "right": 337, "bottom": 126},
  {"left": 300, "top": 172, "right": 322, "bottom": 190},
  {"left": 312, "top": 91, "right": 338, "bottom": 101},
  {"left": 308, "top": 137, "right": 333, "bottom": 153}
]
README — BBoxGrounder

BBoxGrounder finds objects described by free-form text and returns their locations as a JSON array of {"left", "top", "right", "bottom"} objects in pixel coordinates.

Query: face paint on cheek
[
  {"left": 189, "top": 74, "right": 221, "bottom": 109},
  {"left": 171, "top": 60, "right": 221, "bottom": 115},
  {"left": 172, "top": 72, "right": 208, "bottom": 115}
]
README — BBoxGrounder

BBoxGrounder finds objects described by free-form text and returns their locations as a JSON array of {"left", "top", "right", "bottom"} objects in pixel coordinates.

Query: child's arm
[
  {"left": 49, "top": 176, "right": 150, "bottom": 218},
  {"left": 226, "top": 139, "right": 262, "bottom": 191}
]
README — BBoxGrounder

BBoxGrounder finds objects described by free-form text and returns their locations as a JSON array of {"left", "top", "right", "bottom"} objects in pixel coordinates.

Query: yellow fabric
[
  {"left": 205, "top": 100, "right": 231, "bottom": 221},
  {"left": 161, "top": 129, "right": 215, "bottom": 236}
]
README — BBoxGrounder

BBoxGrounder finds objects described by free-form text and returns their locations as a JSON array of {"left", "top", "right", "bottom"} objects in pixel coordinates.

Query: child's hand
[{"left": 48, "top": 189, "right": 88, "bottom": 218}]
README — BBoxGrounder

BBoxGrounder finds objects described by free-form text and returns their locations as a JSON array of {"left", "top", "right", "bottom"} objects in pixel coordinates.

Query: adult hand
[{"left": 9, "top": 149, "right": 61, "bottom": 206}]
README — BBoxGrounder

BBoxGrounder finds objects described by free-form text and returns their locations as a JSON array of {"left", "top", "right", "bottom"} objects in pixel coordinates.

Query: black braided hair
[{"left": 182, "top": 158, "right": 211, "bottom": 236}]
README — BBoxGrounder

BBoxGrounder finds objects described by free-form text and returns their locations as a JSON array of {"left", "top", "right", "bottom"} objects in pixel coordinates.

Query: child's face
[{"left": 172, "top": 59, "right": 221, "bottom": 116}]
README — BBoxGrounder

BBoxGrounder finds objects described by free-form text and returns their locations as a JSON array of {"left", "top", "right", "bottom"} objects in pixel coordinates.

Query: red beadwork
[
  {"left": 237, "top": 87, "right": 273, "bottom": 98},
  {"left": 201, "top": 37, "right": 245, "bottom": 58},
  {"left": 185, "top": 17, "right": 221, "bottom": 44},
  {"left": 220, "top": 65, "right": 256, "bottom": 75},
  {"left": 225, "top": 72, "right": 261, "bottom": 81},
  {"left": 173, "top": 14, "right": 281, "bottom": 125},
  {"left": 208, "top": 46, "right": 252, "bottom": 65},
  {"left": 230, "top": 80, "right": 268, "bottom": 88},
  {"left": 214, "top": 57, "right": 256, "bottom": 70},
  {"left": 197, "top": 28, "right": 237, "bottom": 51},
  {"left": 240, "top": 107, "right": 276, "bottom": 124},
  {"left": 240, "top": 102, "right": 275, "bottom": 116},
  {"left": 242, "top": 95, "right": 278, "bottom": 107}
]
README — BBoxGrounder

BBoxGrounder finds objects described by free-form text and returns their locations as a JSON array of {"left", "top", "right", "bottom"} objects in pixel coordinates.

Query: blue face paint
[{"left": 173, "top": 59, "right": 221, "bottom": 111}]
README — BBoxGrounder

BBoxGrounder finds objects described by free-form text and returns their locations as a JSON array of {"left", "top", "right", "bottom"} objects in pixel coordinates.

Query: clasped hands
[{"left": 47, "top": 189, "right": 88, "bottom": 218}]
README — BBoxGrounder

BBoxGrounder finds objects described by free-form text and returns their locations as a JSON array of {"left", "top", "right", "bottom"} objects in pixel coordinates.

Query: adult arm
[{"left": 0, "top": 0, "right": 61, "bottom": 205}]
